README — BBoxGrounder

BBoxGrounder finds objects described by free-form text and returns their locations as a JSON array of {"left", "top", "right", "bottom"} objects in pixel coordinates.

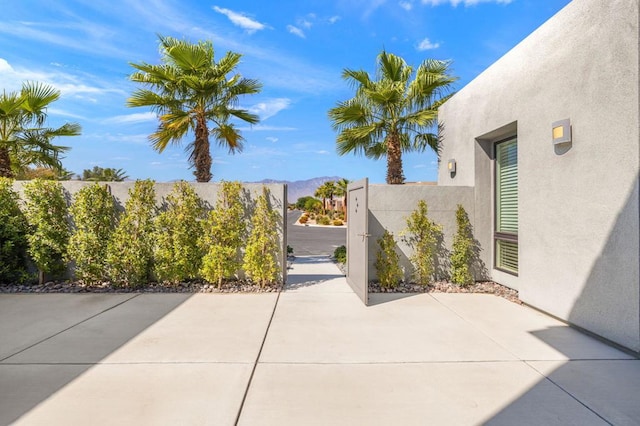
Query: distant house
[{"left": 437, "top": 0, "right": 639, "bottom": 352}]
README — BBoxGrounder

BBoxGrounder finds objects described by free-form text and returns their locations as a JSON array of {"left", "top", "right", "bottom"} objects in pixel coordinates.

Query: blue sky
[{"left": 1, "top": 0, "right": 571, "bottom": 183}]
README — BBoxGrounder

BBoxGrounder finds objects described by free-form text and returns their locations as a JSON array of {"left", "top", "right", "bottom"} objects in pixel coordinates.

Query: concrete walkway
[{"left": 1, "top": 256, "right": 638, "bottom": 425}]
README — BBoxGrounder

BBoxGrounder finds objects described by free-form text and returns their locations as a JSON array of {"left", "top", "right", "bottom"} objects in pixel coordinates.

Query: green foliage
[
  {"left": 106, "top": 180, "right": 157, "bottom": 287},
  {"left": 82, "top": 166, "right": 128, "bottom": 182},
  {"left": 303, "top": 197, "right": 322, "bottom": 213},
  {"left": 0, "top": 178, "right": 29, "bottom": 283},
  {"left": 0, "top": 82, "right": 81, "bottom": 178},
  {"left": 333, "top": 245, "right": 346, "bottom": 264},
  {"left": 375, "top": 230, "right": 403, "bottom": 289},
  {"left": 243, "top": 186, "right": 281, "bottom": 287},
  {"left": 451, "top": 205, "right": 474, "bottom": 286},
  {"left": 333, "top": 219, "right": 343, "bottom": 226},
  {"left": 402, "top": 200, "right": 442, "bottom": 285},
  {"left": 153, "top": 181, "right": 205, "bottom": 283},
  {"left": 67, "top": 183, "right": 117, "bottom": 284},
  {"left": 295, "top": 196, "right": 317, "bottom": 210},
  {"left": 317, "top": 215, "right": 331, "bottom": 226},
  {"left": 22, "top": 179, "right": 70, "bottom": 280},
  {"left": 298, "top": 215, "right": 308, "bottom": 224},
  {"left": 201, "top": 181, "right": 246, "bottom": 287},
  {"left": 287, "top": 245, "right": 294, "bottom": 255}
]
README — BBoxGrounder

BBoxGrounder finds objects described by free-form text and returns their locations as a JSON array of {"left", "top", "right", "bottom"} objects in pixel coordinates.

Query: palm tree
[
  {"left": 128, "top": 36, "right": 262, "bottom": 182},
  {"left": 334, "top": 178, "right": 350, "bottom": 220},
  {"left": 0, "top": 82, "right": 81, "bottom": 178},
  {"left": 314, "top": 182, "right": 335, "bottom": 215},
  {"left": 81, "top": 166, "right": 128, "bottom": 182},
  {"left": 328, "top": 51, "right": 457, "bottom": 184}
]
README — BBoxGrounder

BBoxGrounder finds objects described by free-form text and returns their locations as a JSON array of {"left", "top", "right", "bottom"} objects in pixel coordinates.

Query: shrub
[
  {"left": 451, "top": 205, "right": 474, "bottom": 286},
  {"left": 0, "top": 178, "right": 29, "bottom": 283},
  {"left": 201, "top": 181, "right": 246, "bottom": 288},
  {"left": 153, "top": 181, "right": 205, "bottom": 283},
  {"left": 332, "top": 219, "right": 343, "bottom": 226},
  {"left": 106, "top": 180, "right": 157, "bottom": 287},
  {"left": 375, "top": 230, "right": 402, "bottom": 289},
  {"left": 333, "top": 245, "right": 346, "bottom": 264},
  {"left": 68, "top": 183, "right": 117, "bottom": 284},
  {"left": 298, "top": 215, "right": 308, "bottom": 224},
  {"left": 318, "top": 215, "right": 331, "bottom": 226},
  {"left": 287, "top": 245, "right": 294, "bottom": 255},
  {"left": 22, "top": 179, "right": 70, "bottom": 282},
  {"left": 243, "top": 186, "right": 281, "bottom": 287},
  {"left": 402, "top": 200, "right": 442, "bottom": 285}
]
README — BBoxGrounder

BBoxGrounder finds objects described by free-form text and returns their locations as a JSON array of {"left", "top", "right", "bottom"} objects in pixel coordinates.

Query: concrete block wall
[
  {"left": 437, "top": 0, "right": 640, "bottom": 352},
  {"left": 13, "top": 181, "right": 288, "bottom": 283},
  {"left": 366, "top": 184, "right": 478, "bottom": 282}
]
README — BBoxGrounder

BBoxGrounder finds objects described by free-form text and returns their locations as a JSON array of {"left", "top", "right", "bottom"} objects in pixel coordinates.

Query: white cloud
[
  {"left": 329, "top": 16, "right": 341, "bottom": 24},
  {"left": 421, "top": 0, "right": 512, "bottom": 6},
  {"left": 249, "top": 98, "right": 291, "bottom": 120},
  {"left": 266, "top": 137, "right": 279, "bottom": 143},
  {"left": 48, "top": 108, "right": 87, "bottom": 120},
  {"left": 399, "top": 1, "right": 413, "bottom": 10},
  {"left": 315, "top": 150, "right": 330, "bottom": 155},
  {"left": 104, "top": 112, "right": 157, "bottom": 124},
  {"left": 0, "top": 57, "right": 125, "bottom": 98},
  {"left": 213, "top": 6, "right": 267, "bottom": 33},
  {"left": 287, "top": 25, "right": 305, "bottom": 38},
  {"left": 417, "top": 38, "right": 440, "bottom": 50}
]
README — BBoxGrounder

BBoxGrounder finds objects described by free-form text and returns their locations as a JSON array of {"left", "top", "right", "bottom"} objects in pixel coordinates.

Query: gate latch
[{"left": 357, "top": 233, "right": 371, "bottom": 241}]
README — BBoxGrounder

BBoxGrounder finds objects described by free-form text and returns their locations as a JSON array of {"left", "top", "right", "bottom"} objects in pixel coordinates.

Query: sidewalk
[{"left": 1, "top": 256, "right": 638, "bottom": 425}]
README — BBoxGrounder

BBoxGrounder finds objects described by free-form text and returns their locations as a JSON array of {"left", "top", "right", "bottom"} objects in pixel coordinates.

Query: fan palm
[
  {"left": 334, "top": 178, "right": 350, "bottom": 220},
  {"left": 328, "top": 51, "right": 457, "bottom": 184},
  {"left": 81, "top": 166, "right": 128, "bottom": 182},
  {"left": 128, "top": 36, "right": 262, "bottom": 182},
  {"left": 0, "top": 82, "right": 81, "bottom": 178}
]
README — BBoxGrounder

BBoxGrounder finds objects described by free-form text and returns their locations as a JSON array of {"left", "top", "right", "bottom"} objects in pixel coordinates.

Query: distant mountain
[{"left": 252, "top": 176, "right": 343, "bottom": 203}]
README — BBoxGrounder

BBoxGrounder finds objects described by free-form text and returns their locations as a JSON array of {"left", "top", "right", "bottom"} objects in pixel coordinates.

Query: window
[{"left": 495, "top": 137, "right": 518, "bottom": 274}]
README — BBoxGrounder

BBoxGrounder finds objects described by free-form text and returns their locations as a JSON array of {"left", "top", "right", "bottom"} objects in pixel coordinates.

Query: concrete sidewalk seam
[
  {"left": 0, "top": 294, "right": 140, "bottom": 363},
  {"left": 233, "top": 289, "right": 282, "bottom": 426},
  {"left": 524, "top": 360, "right": 616, "bottom": 426},
  {"left": 427, "top": 293, "right": 523, "bottom": 361}
]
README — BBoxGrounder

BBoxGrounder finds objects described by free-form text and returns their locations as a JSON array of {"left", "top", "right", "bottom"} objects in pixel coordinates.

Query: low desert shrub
[
  {"left": 298, "top": 215, "right": 308, "bottom": 224},
  {"left": 22, "top": 179, "right": 70, "bottom": 282},
  {"left": 0, "top": 178, "right": 29, "bottom": 283},
  {"left": 333, "top": 245, "right": 346, "bottom": 264},
  {"left": 451, "top": 204, "right": 474, "bottom": 286},
  {"left": 153, "top": 181, "right": 205, "bottom": 283},
  {"left": 243, "top": 186, "right": 281, "bottom": 287},
  {"left": 106, "top": 180, "right": 157, "bottom": 287},
  {"left": 317, "top": 215, "right": 331, "bottom": 226},
  {"left": 201, "top": 181, "right": 246, "bottom": 288},
  {"left": 375, "top": 230, "right": 402, "bottom": 289},
  {"left": 332, "top": 219, "right": 343, "bottom": 226},
  {"left": 68, "top": 183, "right": 117, "bottom": 284},
  {"left": 402, "top": 200, "right": 442, "bottom": 285}
]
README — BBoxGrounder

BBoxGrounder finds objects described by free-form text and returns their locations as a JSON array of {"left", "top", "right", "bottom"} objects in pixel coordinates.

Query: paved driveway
[
  {"left": 1, "top": 257, "right": 639, "bottom": 425},
  {"left": 286, "top": 210, "right": 346, "bottom": 255}
]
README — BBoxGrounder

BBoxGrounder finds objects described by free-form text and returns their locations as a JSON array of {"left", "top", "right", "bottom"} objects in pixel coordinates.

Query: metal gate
[{"left": 346, "top": 178, "right": 369, "bottom": 305}]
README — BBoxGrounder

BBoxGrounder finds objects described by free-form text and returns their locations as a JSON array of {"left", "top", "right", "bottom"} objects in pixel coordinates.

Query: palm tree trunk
[
  {"left": 0, "top": 147, "right": 14, "bottom": 178},
  {"left": 386, "top": 132, "right": 405, "bottom": 184},
  {"left": 193, "top": 118, "right": 212, "bottom": 182}
]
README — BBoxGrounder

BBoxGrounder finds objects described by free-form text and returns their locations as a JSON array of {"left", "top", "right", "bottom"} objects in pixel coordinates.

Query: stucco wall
[
  {"left": 13, "top": 181, "right": 288, "bottom": 283},
  {"left": 367, "top": 184, "right": 478, "bottom": 282},
  {"left": 438, "top": 0, "right": 640, "bottom": 351}
]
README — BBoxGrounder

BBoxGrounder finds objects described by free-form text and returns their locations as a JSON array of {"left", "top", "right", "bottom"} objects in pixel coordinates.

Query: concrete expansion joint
[
  {"left": 0, "top": 294, "right": 140, "bottom": 363},
  {"left": 234, "top": 288, "right": 282, "bottom": 426}
]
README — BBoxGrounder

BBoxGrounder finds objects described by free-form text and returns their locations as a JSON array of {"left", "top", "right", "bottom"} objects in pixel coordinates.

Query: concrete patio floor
[{"left": 1, "top": 256, "right": 638, "bottom": 425}]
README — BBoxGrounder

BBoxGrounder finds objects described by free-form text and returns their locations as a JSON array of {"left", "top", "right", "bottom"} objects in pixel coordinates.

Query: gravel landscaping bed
[
  {"left": 335, "top": 261, "right": 521, "bottom": 305},
  {"left": 0, "top": 280, "right": 281, "bottom": 294}
]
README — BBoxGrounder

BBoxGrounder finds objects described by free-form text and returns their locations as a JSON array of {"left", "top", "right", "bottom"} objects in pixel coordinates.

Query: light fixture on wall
[
  {"left": 447, "top": 159, "right": 456, "bottom": 174},
  {"left": 552, "top": 119, "right": 571, "bottom": 144}
]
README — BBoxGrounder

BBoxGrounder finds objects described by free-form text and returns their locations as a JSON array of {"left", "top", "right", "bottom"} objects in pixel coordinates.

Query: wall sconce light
[
  {"left": 447, "top": 159, "right": 456, "bottom": 174},
  {"left": 552, "top": 119, "right": 571, "bottom": 144}
]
